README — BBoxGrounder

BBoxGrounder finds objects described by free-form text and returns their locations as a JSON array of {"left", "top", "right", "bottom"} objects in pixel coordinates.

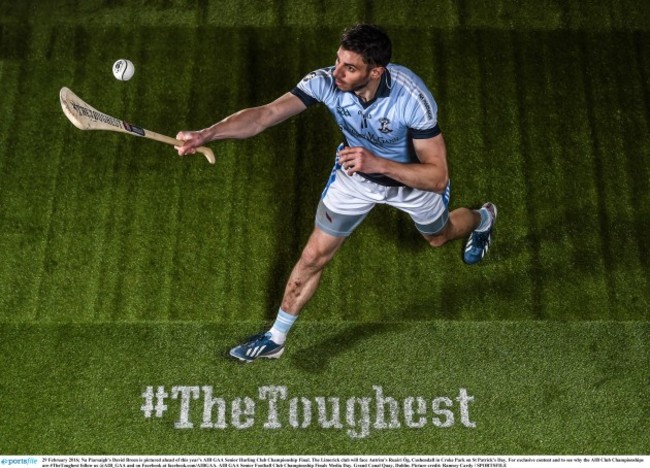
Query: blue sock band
[
  {"left": 272, "top": 309, "right": 298, "bottom": 334},
  {"left": 476, "top": 207, "right": 491, "bottom": 232}
]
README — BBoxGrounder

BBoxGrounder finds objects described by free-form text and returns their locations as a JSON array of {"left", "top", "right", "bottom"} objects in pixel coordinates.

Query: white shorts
[{"left": 316, "top": 155, "right": 450, "bottom": 238}]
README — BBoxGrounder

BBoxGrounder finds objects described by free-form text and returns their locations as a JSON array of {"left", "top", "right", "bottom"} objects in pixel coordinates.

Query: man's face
[{"left": 332, "top": 47, "right": 374, "bottom": 92}]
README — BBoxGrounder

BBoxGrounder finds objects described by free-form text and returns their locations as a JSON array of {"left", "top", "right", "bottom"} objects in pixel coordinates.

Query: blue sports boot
[
  {"left": 229, "top": 332, "right": 285, "bottom": 363},
  {"left": 463, "top": 203, "right": 497, "bottom": 265}
]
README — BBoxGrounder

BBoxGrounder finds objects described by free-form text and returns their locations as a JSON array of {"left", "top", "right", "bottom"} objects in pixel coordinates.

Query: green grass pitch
[{"left": 0, "top": 0, "right": 648, "bottom": 455}]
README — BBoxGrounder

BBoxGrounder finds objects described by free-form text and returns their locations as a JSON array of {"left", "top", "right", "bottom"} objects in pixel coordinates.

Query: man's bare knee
[
  {"left": 427, "top": 233, "right": 448, "bottom": 248},
  {"left": 299, "top": 231, "right": 345, "bottom": 271},
  {"left": 299, "top": 245, "right": 329, "bottom": 270},
  {"left": 423, "top": 223, "right": 452, "bottom": 248}
]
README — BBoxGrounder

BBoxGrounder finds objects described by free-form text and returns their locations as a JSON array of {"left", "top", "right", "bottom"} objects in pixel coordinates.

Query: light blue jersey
[{"left": 292, "top": 64, "right": 440, "bottom": 186}]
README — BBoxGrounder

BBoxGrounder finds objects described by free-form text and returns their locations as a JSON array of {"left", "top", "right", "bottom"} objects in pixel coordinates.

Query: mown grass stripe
[
  {"left": 577, "top": 33, "right": 620, "bottom": 318},
  {"left": 67, "top": 25, "right": 136, "bottom": 322},
  {"left": 56, "top": 29, "right": 98, "bottom": 321},
  {"left": 93, "top": 138, "right": 138, "bottom": 321},
  {"left": 474, "top": 30, "right": 531, "bottom": 319},
  {"left": 548, "top": 33, "right": 609, "bottom": 316},
  {"left": 535, "top": 34, "right": 585, "bottom": 318},
  {"left": 0, "top": 55, "right": 24, "bottom": 191},
  {"left": 612, "top": 32, "right": 650, "bottom": 302},
  {"left": 0, "top": 59, "right": 14, "bottom": 176},
  {"left": 102, "top": 27, "right": 149, "bottom": 322},
  {"left": 581, "top": 32, "right": 646, "bottom": 318},
  {"left": 511, "top": 30, "right": 543, "bottom": 319},
  {"left": 123, "top": 29, "right": 163, "bottom": 321},
  {"left": 0, "top": 59, "right": 35, "bottom": 320},
  {"left": 11, "top": 25, "right": 81, "bottom": 321},
  {"left": 634, "top": 32, "right": 650, "bottom": 137},
  {"left": 195, "top": 0, "right": 209, "bottom": 26},
  {"left": 440, "top": 30, "right": 495, "bottom": 319},
  {"left": 142, "top": 28, "right": 191, "bottom": 321},
  {"left": 12, "top": 28, "right": 53, "bottom": 320},
  {"left": 162, "top": 27, "right": 201, "bottom": 322},
  {"left": 182, "top": 27, "right": 255, "bottom": 322},
  {"left": 193, "top": 30, "right": 251, "bottom": 322},
  {"left": 117, "top": 27, "right": 192, "bottom": 321},
  {"left": 442, "top": 30, "right": 483, "bottom": 203},
  {"left": 231, "top": 29, "right": 273, "bottom": 319},
  {"left": 220, "top": 29, "right": 258, "bottom": 321},
  {"left": 44, "top": 25, "right": 130, "bottom": 323},
  {"left": 80, "top": 25, "right": 143, "bottom": 321}
]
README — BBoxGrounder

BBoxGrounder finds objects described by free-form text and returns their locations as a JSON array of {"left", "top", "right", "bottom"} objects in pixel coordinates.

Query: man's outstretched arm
[{"left": 176, "top": 92, "right": 307, "bottom": 155}]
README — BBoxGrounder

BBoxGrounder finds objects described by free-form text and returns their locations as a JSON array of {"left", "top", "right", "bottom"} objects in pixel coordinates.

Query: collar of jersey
[{"left": 351, "top": 67, "right": 392, "bottom": 109}]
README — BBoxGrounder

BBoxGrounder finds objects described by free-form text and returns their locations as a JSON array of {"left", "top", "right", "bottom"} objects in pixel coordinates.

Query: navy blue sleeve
[
  {"left": 409, "top": 124, "right": 441, "bottom": 139},
  {"left": 291, "top": 87, "right": 319, "bottom": 107}
]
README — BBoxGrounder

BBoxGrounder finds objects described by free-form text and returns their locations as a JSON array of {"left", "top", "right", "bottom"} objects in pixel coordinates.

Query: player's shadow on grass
[{"left": 289, "top": 323, "right": 398, "bottom": 373}]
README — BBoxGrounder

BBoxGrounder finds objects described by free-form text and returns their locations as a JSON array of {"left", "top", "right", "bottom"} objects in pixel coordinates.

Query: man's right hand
[{"left": 175, "top": 130, "right": 205, "bottom": 156}]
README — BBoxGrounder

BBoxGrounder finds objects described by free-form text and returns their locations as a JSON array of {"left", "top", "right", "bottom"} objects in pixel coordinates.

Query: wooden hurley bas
[{"left": 59, "top": 87, "right": 215, "bottom": 165}]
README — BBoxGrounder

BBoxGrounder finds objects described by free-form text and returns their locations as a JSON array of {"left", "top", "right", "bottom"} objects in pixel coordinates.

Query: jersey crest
[{"left": 378, "top": 118, "right": 392, "bottom": 134}]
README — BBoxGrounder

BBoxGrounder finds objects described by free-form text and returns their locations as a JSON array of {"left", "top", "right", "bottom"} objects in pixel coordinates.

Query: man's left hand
[{"left": 337, "top": 146, "right": 385, "bottom": 175}]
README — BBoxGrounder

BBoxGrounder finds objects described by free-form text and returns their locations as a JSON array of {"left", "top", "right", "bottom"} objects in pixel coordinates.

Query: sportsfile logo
[
  {"left": 0, "top": 459, "right": 38, "bottom": 466},
  {"left": 140, "top": 385, "right": 476, "bottom": 439}
]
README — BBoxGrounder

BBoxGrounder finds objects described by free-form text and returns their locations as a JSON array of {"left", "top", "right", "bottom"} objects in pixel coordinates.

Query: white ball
[{"left": 113, "top": 59, "right": 135, "bottom": 81}]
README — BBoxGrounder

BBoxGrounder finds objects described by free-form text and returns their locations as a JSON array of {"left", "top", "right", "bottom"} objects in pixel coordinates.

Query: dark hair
[{"left": 340, "top": 24, "right": 392, "bottom": 68}]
